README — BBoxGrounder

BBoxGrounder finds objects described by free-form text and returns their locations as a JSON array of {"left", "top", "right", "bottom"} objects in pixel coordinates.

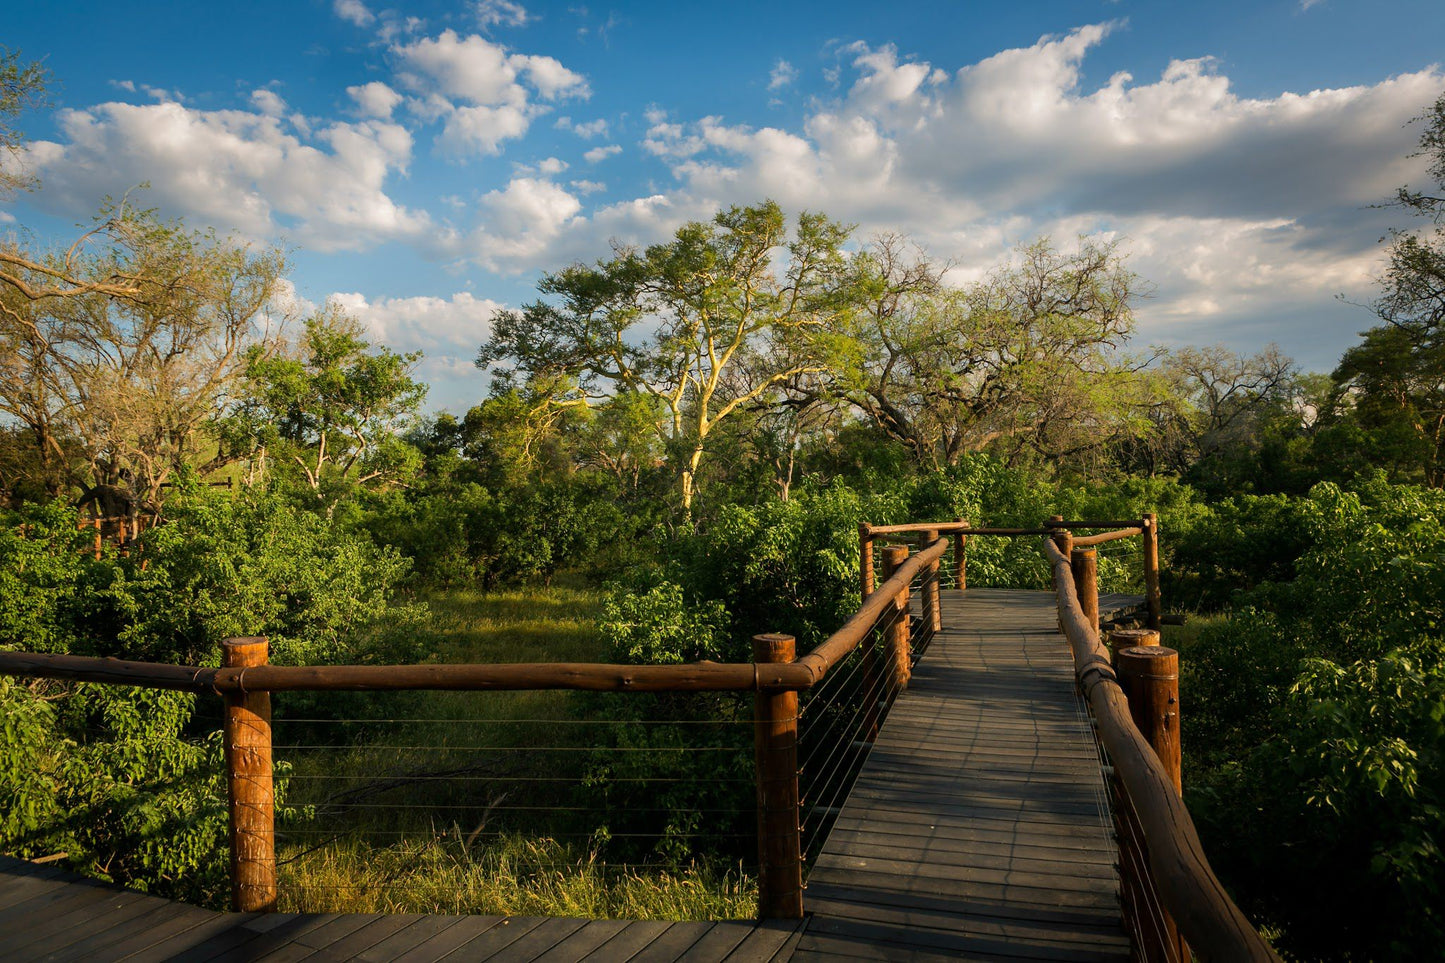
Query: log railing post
[
  {"left": 223, "top": 636, "right": 276, "bottom": 913},
  {"left": 1107, "top": 627, "right": 1159, "bottom": 666},
  {"left": 1117, "top": 643, "right": 1185, "bottom": 962},
  {"left": 917, "top": 529, "right": 941, "bottom": 645},
  {"left": 881, "top": 544, "right": 911, "bottom": 691},
  {"left": 753, "top": 633, "right": 803, "bottom": 920},
  {"left": 1071, "top": 548, "right": 1099, "bottom": 636},
  {"left": 859, "top": 524, "right": 875, "bottom": 602},
  {"left": 1142, "top": 512, "right": 1162, "bottom": 631},
  {"left": 952, "top": 516, "right": 967, "bottom": 591}
]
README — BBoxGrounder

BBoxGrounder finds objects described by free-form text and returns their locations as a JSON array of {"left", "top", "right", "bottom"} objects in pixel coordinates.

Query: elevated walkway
[
  {"left": 795, "top": 589, "right": 1128, "bottom": 961},
  {"left": 0, "top": 588, "right": 1134, "bottom": 962}
]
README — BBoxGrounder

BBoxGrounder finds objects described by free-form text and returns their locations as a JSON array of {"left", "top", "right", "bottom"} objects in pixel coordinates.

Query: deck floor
[
  {"left": 0, "top": 588, "right": 1130, "bottom": 962},
  {"left": 793, "top": 588, "right": 1128, "bottom": 962}
]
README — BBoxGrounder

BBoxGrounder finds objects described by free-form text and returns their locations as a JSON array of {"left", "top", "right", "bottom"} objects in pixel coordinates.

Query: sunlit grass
[
  {"left": 278, "top": 834, "right": 755, "bottom": 920},
  {"left": 278, "top": 579, "right": 758, "bottom": 920}
]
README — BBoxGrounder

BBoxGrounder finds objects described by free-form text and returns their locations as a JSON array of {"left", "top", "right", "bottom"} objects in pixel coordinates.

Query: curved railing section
[{"left": 1042, "top": 535, "right": 1278, "bottom": 962}]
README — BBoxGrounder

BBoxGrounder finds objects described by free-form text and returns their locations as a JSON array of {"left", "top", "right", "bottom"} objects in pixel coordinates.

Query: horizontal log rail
[
  {"left": 1043, "top": 538, "right": 1277, "bottom": 962},
  {"left": 863, "top": 522, "right": 1051, "bottom": 537},
  {"left": 1045, "top": 518, "right": 1147, "bottom": 530},
  {"left": 1072, "top": 526, "right": 1144, "bottom": 547}
]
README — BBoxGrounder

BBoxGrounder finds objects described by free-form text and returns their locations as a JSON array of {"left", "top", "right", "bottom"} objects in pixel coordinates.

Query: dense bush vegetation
[{"left": 0, "top": 487, "right": 417, "bottom": 903}]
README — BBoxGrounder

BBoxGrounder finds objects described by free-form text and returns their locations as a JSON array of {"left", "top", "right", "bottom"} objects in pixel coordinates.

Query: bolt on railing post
[
  {"left": 881, "top": 544, "right": 912, "bottom": 691},
  {"left": 1071, "top": 548, "right": 1099, "bottom": 636},
  {"left": 952, "top": 516, "right": 967, "bottom": 591},
  {"left": 1117, "top": 643, "right": 1185, "bottom": 961},
  {"left": 223, "top": 636, "right": 276, "bottom": 913},
  {"left": 917, "top": 529, "right": 941, "bottom": 645},
  {"left": 859, "top": 523, "right": 875, "bottom": 602},
  {"left": 1142, "top": 512, "right": 1162, "bottom": 631},
  {"left": 752, "top": 633, "right": 803, "bottom": 920}
]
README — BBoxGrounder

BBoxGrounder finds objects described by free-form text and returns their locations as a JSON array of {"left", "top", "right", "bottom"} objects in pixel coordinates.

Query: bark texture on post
[
  {"left": 859, "top": 524, "right": 875, "bottom": 602},
  {"left": 223, "top": 636, "right": 276, "bottom": 913},
  {"left": 752, "top": 633, "right": 803, "bottom": 920},
  {"left": 917, "top": 529, "right": 942, "bottom": 644},
  {"left": 1071, "top": 548, "right": 1099, "bottom": 636},
  {"left": 881, "top": 545, "right": 911, "bottom": 691},
  {"left": 1118, "top": 643, "right": 1185, "bottom": 960},
  {"left": 952, "top": 517, "right": 967, "bottom": 590},
  {"left": 1117, "top": 646, "right": 1181, "bottom": 793},
  {"left": 1143, "top": 512, "right": 1162, "bottom": 631}
]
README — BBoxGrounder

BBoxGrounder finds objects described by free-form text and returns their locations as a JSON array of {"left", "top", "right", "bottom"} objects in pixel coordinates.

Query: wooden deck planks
[
  {"left": 0, "top": 856, "right": 801, "bottom": 962},
  {"left": 792, "top": 587, "right": 1127, "bottom": 962}
]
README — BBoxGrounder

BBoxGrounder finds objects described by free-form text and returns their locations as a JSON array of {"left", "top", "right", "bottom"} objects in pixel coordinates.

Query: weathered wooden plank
[
  {"left": 483, "top": 917, "right": 590, "bottom": 962},
  {"left": 38, "top": 898, "right": 202, "bottom": 962},
  {"left": 308, "top": 914, "right": 430, "bottom": 958},
  {"left": 119, "top": 913, "right": 260, "bottom": 962},
  {"left": 4, "top": 888, "right": 152, "bottom": 957},
  {"left": 388, "top": 915, "right": 508, "bottom": 963},
  {"left": 804, "top": 881, "right": 1123, "bottom": 931},
  {"left": 576, "top": 920, "right": 674, "bottom": 962},
  {"left": 720, "top": 920, "right": 805, "bottom": 963},
  {"left": 433, "top": 915, "right": 549, "bottom": 960},
  {"left": 805, "top": 915, "right": 1128, "bottom": 963},
  {"left": 529, "top": 919, "right": 632, "bottom": 962},
  {"left": 671, "top": 920, "right": 756, "bottom": 960},
  {"left": 623, "top": 921, "right": 717, "bottom": 962},
  {"left": 355, "top": 915, "right": 468, "bottom": 962}
]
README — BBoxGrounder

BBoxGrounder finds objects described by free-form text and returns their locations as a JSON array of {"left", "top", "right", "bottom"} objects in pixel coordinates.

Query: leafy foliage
[{"left": 0, "top": 489, "right": 416, "bottom": 903}]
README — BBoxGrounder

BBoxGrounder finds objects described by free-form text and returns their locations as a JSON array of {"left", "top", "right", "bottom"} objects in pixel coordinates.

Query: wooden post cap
[
  {"left": 222, "top": 637, "right": 269, "bottom": 668},
  {"left": 1117, "top": 645, "right": 1178, "bottom": 677},
  {"left": 1108, "top": 628, "right": 1159, "bottom": 663},
  {"left": 752, "top": 634, "right": 796, "bottom": 663}
]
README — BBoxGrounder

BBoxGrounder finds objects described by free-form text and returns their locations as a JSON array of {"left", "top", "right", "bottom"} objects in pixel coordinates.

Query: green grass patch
[
  {"left": 279, "top": 834, "right": 754, "bottom": 919},
  {"left": 277, "top": 580, "right": 757, "bottom": 919}
]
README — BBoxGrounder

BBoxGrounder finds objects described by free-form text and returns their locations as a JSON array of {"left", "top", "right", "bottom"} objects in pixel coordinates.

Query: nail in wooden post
[
  {"left": 1117, "top": 644, "right": 1184, "bottom": 960},
  {"left": 916, "top": 529, "right": 941, "bottom": 645},
  {"left": 1107, "top": 627, "right": 1159, "bottom": 665},
  {"left": 881, "top": 544, "right": 911, "bottom": 691},
  {"left": 859, "top": 524, "right": 875, "bottom": 602},
  {"left": 1142, "top": 512, "right": 1162, "bottom": 631},
  {"left": 753, "top": 633, "right": 803, "bottom": 920},
  {"left": 952, "top": 517, "right": 967, "bottom": 591},
  {"left": 1071, "top": 548, "right": 1098, "bottom": 635},
  {"left": 223, "top": 637, "right": 276, "bottom": 913}
]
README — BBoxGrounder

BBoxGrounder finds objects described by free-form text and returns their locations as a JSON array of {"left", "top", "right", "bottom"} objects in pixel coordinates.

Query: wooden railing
[
  {"left": 1042, "top": 526, "right": 1279, "bottom": 962},
  {"left": 0, "top": 536, "right": 946, "bottom": 923}
]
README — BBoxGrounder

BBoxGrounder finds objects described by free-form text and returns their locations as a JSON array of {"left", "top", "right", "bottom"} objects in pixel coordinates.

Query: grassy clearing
[
  {"left": 277, "top": 579, "right": 758, "bottom": 920},
  {"left": 279, "top": 835, "right": 754, "bottom": 919}
]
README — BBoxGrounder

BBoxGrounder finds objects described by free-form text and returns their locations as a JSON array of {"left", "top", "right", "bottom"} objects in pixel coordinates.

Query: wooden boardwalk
[
  {"left": 0, "top": 856, "right": 804, "bottom": 961},
  {"left": 794, "top": 588, "right": 1128, "bottom": 961},
  {"left": 0, "top": 588, "right": 1130, "bottom": 962}
]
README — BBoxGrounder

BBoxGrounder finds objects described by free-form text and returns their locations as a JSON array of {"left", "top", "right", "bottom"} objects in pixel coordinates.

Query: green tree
[
  {"left": 478, "top": 200, "right": 852, "bottom": 515},
  {"left": 822, "top": 235, "right": 1152, "bottom": 470},
  {"left": 0, "top": 200, "right": 286, "bottom": 507},
  {"left": 238, "top": 304, "right": 426, "bottom": 510},
  {"left": 1328, "top": 92, "right": 1445, "bottom": 485}
]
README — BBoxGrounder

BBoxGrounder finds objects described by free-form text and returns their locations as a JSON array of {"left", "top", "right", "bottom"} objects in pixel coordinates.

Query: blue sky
[{"left": 4, "top": 0, "right": 1444, "bottom": 410}]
